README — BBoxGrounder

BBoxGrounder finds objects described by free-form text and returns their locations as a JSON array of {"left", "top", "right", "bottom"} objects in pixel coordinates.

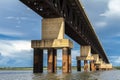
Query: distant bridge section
[{"left": 20, "top": 0, "right": 109, "bottom": 63}]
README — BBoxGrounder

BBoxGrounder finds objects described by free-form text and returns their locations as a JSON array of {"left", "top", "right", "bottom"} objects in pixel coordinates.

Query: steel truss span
[{"left": 20, "top": 0, "right": 109, "bottom": 63}]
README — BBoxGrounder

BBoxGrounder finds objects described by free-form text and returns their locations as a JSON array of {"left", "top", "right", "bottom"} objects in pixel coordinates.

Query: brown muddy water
[{"left": 0, "top": 70, "right": 120, "bottom": 80}]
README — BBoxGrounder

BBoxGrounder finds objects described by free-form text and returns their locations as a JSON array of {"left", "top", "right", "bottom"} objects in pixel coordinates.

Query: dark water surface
[{"left": 0, "top": 70, "right": 120, "bottom": 80}]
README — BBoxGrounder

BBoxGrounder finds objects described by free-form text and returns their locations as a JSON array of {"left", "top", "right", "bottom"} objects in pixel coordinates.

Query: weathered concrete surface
[
  {"left": 68, "top": 49, "right": 71, "bottom": 72},
  {"left": 76, "top": 45, "right": 94, "bottom": 61},
  {"left": 31, "top": 39, "right": 73, "bottom": 49},
  {"left": 99, "top": 64, "right": 112, "bottom": 69},
  {"left": 62, "top": 48, "right": 71, "bottom": 73},
  {"left": 80, "top": 46, "right": 91, "bottom": 57},
  {"left": 84, "top": 60, "right": 88, "bottom": 72},
  {"left": 90, "top": 61, "right": 96, "bottom": 71},
  {"left": 93, "top": 54, "right": 101, "bottom": 64},
  {"left": 42, "top": 18, "right": 64, "bottom": 40},
  {"left": 76, "top": 45, "right": 94, "bottom": 72},
  {"left": 76, "top": 56, "right": 94, "bottom": 60},
  {"left": 48, "top": 48, "right": 57, "bottom": 73},
  {"left": 93, "top": 54, "right": 99, "bottom": 61}
]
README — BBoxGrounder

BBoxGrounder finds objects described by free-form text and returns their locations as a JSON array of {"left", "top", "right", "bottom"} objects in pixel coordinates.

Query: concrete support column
[
  {"left": 48, "top": 48, "right": 57, "bottom": 73},
  {"left": 53, "top": 49, "right": 57, "bottom": 72},
  {"left": 77, "top": 60, "right": 81, "bottom": 71},
  {"left": 68, "top": 49, "right": 71, "bottom": 72},
  {"left": 84, "top": 60, "right": 88, "bottom": 72},
  {"left": 90, "top": 60, "right": 96, "bottom": 71},
  {"left": 33, "top": 48, "right": 43, "bottom": 73},
  {"left": 90, "top": 61, "right": 92, "bottom": 71},
  {"left": 62, "top": 47, "right": 71, "bottom": 73}
]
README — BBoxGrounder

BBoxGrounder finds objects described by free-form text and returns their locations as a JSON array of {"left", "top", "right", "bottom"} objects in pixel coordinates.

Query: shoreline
[
  {"left": 0, "top": 66, "right": 78, "bottom": 70},
  {"left": 0, "top": 66, "right": 119, "bottom": 70}
]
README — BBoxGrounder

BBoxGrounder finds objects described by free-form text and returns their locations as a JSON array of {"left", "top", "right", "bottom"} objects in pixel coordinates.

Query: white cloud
[
  {"left": 114, "top": 33, "right": 120, "bottom": 37},
  {"left": 0, "top": 40, "right": 32, "bottom": 57},
  {"left": 109, "top": 56, "right": 120, "bottom": 66},
  {"left": 101, "top": 0, "right": 120, "bottom": 18},
  {"left": 0, "top": 28, "right": 24, "bottom": 36},
  {"left": 15, "top": 26, "right": 21, "bottom": 28},
  {"left": 0, "top": 40, "right": 33, "bottom": 67},
  {"left": 5, "top": 16, "right": 15, "bottom": 19},
  {"left": 20, "top": 17, "right": 28, "bottom": 20},
  {"left": 72, "top": 50, "right": 80, "bottom": 59},
  {"left": 5, "top": 16, "right": 28, "bottom": 20},
  {"left": 95, "top": 22, "right": 107, "bottom": 28}
]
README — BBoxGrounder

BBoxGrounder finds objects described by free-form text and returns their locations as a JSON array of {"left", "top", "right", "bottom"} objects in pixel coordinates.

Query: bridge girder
[{"left": 20, "top": 0, "right": 109, "bottom": 63}]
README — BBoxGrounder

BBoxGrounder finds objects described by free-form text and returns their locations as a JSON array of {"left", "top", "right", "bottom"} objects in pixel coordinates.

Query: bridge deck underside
[{"left": 20, "top": 0, "right": 109, "bottom": 63}]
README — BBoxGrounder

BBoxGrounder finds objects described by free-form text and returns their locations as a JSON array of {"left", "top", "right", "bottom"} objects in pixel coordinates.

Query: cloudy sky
[{"left": 0, "top": 0, "right": 120, "bottom": 67}]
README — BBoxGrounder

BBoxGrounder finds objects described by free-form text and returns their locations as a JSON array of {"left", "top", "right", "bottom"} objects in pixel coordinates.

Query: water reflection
[
  {"left": 0, "top": 70, "right": 120, "bottom": 80},
  {"left": 33, "top": 70, "right": 93, "bottom": 80}
]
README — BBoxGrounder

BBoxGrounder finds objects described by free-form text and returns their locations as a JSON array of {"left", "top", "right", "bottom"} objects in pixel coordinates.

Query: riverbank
[
  {"left": 0, "top": 66, "right": 78, "bottom": 70},
  {"left": 0, "top": 67, "right": 33, "bottom": 70}
]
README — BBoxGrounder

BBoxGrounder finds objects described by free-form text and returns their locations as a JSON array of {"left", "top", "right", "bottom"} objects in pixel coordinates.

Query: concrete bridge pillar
[
  {"left": 76, "top": 45, "right": 94, "bottom": 72},
  {"left": 32, "top": 18, "right": 73, "bottom": 73},
  {"left": 33, "top": 48, "right": 43, "bottom": 73},
  {"left": 68, "top": 49, "right": 71, "bottom": 72},
  {"left": 48, "top": 48, "right": 57, "bottom": 73},
  {"left": 84, "top": 60, "right": 88, "bottom": 72},
  {"left": 62, "top": 47, "right": 71, "bottom": 73},
  {"left": 90, "top": 60, "right": 96, "bottom": 71}
]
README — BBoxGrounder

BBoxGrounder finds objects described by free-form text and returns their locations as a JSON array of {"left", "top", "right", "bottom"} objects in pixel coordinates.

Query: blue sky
[{"left": 0, "top": 0, "right": 120, "bottom": 67}]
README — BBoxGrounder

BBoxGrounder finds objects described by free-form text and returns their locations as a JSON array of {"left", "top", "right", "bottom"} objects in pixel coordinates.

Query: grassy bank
[
  {"left": 0, "top": 67, "right": 33, "bottom": 70},
  {"left": 3, "top": 66, "right": 119, "bottom": 70},
  {"left": 0, "top": 66, "right": 85, "bottom": 71},
  {"left": 0, "top": 66, "right": 79, "bottom": 70},
  {"left": 114, "top": 66, "right": 120, "bottom": 70}
]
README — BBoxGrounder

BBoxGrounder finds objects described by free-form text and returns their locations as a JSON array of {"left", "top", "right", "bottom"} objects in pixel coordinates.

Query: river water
[{"left": 0, "top": 70, "right": 120, "bottom": 80}]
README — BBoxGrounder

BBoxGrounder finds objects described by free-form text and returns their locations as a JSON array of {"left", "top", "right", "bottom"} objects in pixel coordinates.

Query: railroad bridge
[{"left": 20, "top": 0, "right": 112, "bottom": 73}]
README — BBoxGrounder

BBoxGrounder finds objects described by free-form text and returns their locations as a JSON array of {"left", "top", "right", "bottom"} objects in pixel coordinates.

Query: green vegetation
[
  {"left": 114, "top": 66, "right": 120, "bottom": 70},
  {"left": 0, "top": 66, "right": 85, "bottom": 70},
  {"left": 0, "top": 67, "right": 33, "bottom": 70}
]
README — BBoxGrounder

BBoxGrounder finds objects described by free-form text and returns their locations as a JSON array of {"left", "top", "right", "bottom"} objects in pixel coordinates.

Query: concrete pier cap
[
  {"left": 31, "top": 39, "right": 73, "bottom": 49},
  {"left": 76, "top": 45, "right": 94, "bottom": 61},
  {"left": 76, "top": 45, "right": 96, "bottom": 72}
]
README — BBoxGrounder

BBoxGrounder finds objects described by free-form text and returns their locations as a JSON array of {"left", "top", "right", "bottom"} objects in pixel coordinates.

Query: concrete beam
[
  {"left": 76, "top": 56, "right": 94, "bottom": 60},
  {"left": 31, "top": 39, "right": 73, "bottom": 49},
  {"left": 99, "top": 64, "right": 112, "bottom": 69}
]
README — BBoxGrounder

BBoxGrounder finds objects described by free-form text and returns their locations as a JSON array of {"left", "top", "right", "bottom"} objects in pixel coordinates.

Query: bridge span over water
[{"left": 20, "top": 0, "right": 112, "bottom": 73}]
